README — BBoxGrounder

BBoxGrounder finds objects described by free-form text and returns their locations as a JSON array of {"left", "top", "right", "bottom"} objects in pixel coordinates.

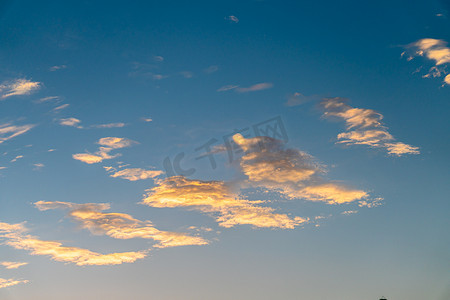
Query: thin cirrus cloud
[
  {"left": 0, "top": 221, "right": 147, "bottom": 266},
  {"left": 0, "top": 123, "right": 34, "bottom": 144},
  {"left": 403, "top": 38, "right": 450, "bottom": 85},
  {"left": 0, "top": 261, "right": 28, "bottom": 269},
  {"left": 321, "top": 97, "right": 420, "bottom": 156},
  {"left": 91, "top": 123, "right": 126, "bottom": 129},
  {"left": 105, "top": 167, "right": 163, "bottom": 181},
  {"left": 73, "top": 137, "right": 137, "bottom": 164},
  {"left": 142, "top": 176, "right": 307, "bottom": 229},
  {"left": 226, "top": 15, "right": 239, "bottom": 23},
  {"left": 232, "top": 134, "right": 369, "bottom": 205},
  {"left": 35, "top": 201, "right": 208, "bottom": 248},
  {"left": 52, "top": 104, "right": 70, "bottom": 112},
  {"left": 58, "top": 117, "right": 82, "bottom": 128},
  {"left": 0, "top": 278, "right": 29, "bottom": 289},
  {"left": 58, "top": 117, "right": 126, "bottom": 129},
  {"left": 217, "top": 83, "right": 273, "bottom": 93},
  {"left": 0, "top": 79, "right": 41, "bottom": 99}
]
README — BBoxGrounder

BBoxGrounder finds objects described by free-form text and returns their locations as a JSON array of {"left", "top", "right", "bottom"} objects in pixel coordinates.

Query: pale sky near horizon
[{"left": 0, "top": 1, "right": 449, "bottom": 299}]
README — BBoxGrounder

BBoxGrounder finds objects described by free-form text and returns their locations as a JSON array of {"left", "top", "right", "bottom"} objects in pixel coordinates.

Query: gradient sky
[{"left": 0, "top": 1, "right": 449, "bottom": 299}]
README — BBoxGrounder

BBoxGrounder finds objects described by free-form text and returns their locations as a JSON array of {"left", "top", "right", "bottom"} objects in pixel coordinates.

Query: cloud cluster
[
  {"left": 0, "top": 123, "right": 34, "bottom": 144},
  {"left": 0, "top": 222, "right": 147, "bottom": 266},
  {"left": 142, "top": 176, "right": 306, "bottom": 229},
  {"left": 403, "top": 38, "right": 450, "bottom": 85},
  {"left": 0, "top": 79, "right": 41, "bottom": 99},
  {"left": 321, "top": 98, "right": 419, "bottom": 156},
  {"left": 73, "top": 137, "right": 137, "bottom": 164},
  {"left": 233, "top": 134, "right": 368, "bottom": 204},
  {"left": 35, "top": 201, "right": 208, "bottom": 248}
]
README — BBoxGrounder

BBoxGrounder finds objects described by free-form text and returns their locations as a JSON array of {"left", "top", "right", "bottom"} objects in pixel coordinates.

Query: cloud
[
  {"left": 52, "top": 104, "right": 70, "bottom": 112},
  {"left": 404, "top": 38, "right": 450, "bottom": 85},
  {"left": 49, "top": 65, "right": 67, "bottom": 71},
  {"left": 153, "top": 56, "right": 164, "bottom": 62},
  {"left": 0, "top": 261, "right": 28, "bottom": 269},
  {"left": 217, "top": 85, "right": 239, "bottom": 92},
  {"left": 179, "top": 71, "right": 193, "bottom": 78},
  {"left": 445, "top": 74, "right": 450, "bottom": 84},
  {"left": 321, "top": 98, "right": 420, "bottom": 156},
  {"left": 58, "top": 117, "right": 82, "bottom": 128},
  {"left": 91, "top": 123, "right": 126, "bottom": 129},
  {"left": 0, "top": 221, "right": 147, "bottom": 266},
  {"left": 0, "top": 278, "right": 29, "bottom": 289},
  {"left": 141, "top": 117, "right": 153, "bottom": 122},
  {"left": 35, "top": 201, "right": 208, "bottom": 248},
  {"left": 226, "top": 15, "right": 239, "bottom": 23},
  {"left": 35, "top": 96, "right": 60, "bottom": 103},
  {"left": 0, "top": 123, "right": 34, "bottom": 144},
  {"left": 285, "top": 92, "right": 318, "bottom": 107},
  {"left": 73, "top": 137, "right": 137, "bottom": 164},
  {"left": 0, "top": 79, "right": 41, "bottom": 99},
  {"left": 10, "top": 155, "right": 24, "bottom": 163},
  {"left": 33, "top": 163, "right": 44, "bottom": 170},
  {"left": 106, "top": 167, "right": 163, "bottom": 181},
  {"left": 204, "top": 65, "right": 218, "bottom": 74},
  {"left": 232, "top": 134, "right": 369, "bottom": 205},
  {"left": 142, "top": 176, "right": 306, "bottom": 229},
  {"left": 236, "top": 83, "right": 273, "bottom": 93}
]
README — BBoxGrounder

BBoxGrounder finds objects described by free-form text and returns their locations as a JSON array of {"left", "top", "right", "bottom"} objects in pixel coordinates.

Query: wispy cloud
[
  {"left": 217, "top": 83, "right": 273, "bottom": 93},
  {"left": 285, "top": 92, "right": 319, "bottom": 107},
  {"left": 0, "top": 123, "right": 34, "bottom": 144},
  {"left": 33, "top": 163, "right": 44, "bottom": 170},
  {"left": 91, "top": 123, "right": 126, "bottom": 129},
  {"left": 226, "top": 15, "right": 239, "bottom": 23},
  {"left": 49, "top": 65, "right": 67, "bottom": 71},
  {"left": 403, "top": 38, "right": 450, "bottom": 85},
  {"left": 10, "top": 155, "right": 24, "bottom": 163},
  {"left": 73, "top": 137, "right": 137, "bottom": 164},
  {"left": 52, "top": 104, "right": 70, "bottom": 112},
  {"left": 35, "top": 201, "right": 208, "bottom": 248},
  {"left": 0, "top": 79, "right": 41, "bottom": 99},
  {"left": 0, "top": 278, "right": 29, "bottom": 289},
  {"left": 35, "top": 96, "right": 59, "bottom": 103},
  {"left": 0, "top": 222, "right": 147, "bottom": 266},
  {"left": 232, "top": 134, "right": 369, "bottom": 205},
  {"left": 203, "top": 65, "right": 218, "bottom": 74},
  {"left": 141, "top": 117, "right": 153, "bottom": 122},
  {"left": 142, "top": 176, "right": 306, "bottom": 229},
  {"left": 321, "top": 98, "right": 420, "bottom": 156},
  {"left": 105, "top": 167, "right": 163, "bottom": 181},
  {"left": 0, "top": 261, "right": 28, "bottom": 269}
]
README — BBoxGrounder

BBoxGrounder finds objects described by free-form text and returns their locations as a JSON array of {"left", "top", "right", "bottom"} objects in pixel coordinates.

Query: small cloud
[
  {"left": 153, "top": 56, "right": 164, "bottom": 62},
  {"left": 0, "top": 261, "right": 28, "bottom": 269},
  {"left": 35, "top": 96, "right": 59, "bottom": 103},
  {"left": 73, "top": 137, "right": 137, "bottom": 164},
  {"left": 49, "top": 65, "right": 67, "bottom": 71},
  {"left": 91, "top": 123, "right": 126, "bottom": 129},
  {"left": 226, "top": 15, "right": 239, "bottom": 23},
  {"left": 152, "top": 74, "right": 168, "bottom": 80},
  {"left": 285, "top": 92, "right": 319, "bottom": 106},
  {"left": 341, "top": 210, "right": 358, "bottom": 215},
  {"left": 0, "top": 278, "right": 29, "bottom": 289},
  {"left": 58, "top": 117, "right": 82, "bottom": 128},
  {"left": 0, "top": 123, "right": 34, "bottom": 144},
  {"left": 217, "top": 85, "right": 239, "bottom": 92},
  {"left": 141, "top": 117, "right": 153, "bottom": 122},
  {"left": 179, "top": 71, "right": 194, "bottom": 78},
  {"left": 0, "top": 79, "right": 41, "bottom": 99},
  {"left": 10, "top": 155, "right": 23, "bottom": 163},
  {"left": 204, "top": 65, "right": 218, "bottom": 74},
  {"left": 33, "top": 163, "right": 44, "bottom": 170},
  {"left": 236, "top": 82, "right": 273, "bottom": 93},
  {"left": 52, "top": 104, "right": 69, "bottom": 112},
  {"left": 106, "top": 167, "right": 163, "bottom": 181}
]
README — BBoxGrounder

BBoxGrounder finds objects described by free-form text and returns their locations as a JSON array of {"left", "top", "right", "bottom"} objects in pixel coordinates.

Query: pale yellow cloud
[
  {"left": 0, "top": 221, "right": 147, "bottom": 266},
  {"left": 236, "top": 82, "right": 273, "bottom": 93},
  {"left": 73, "top": 137, "right": 136, "bottom": 164},
  {"left": 0, "top": 79, "right": 41, "bottom": 99},
  {"left": 107, "top": 168, "right": 163, "bottom": 181},
  {"left": 232, "top": 134, "right": 368, "bottom": 205},
  {"left": 0, "top": 123, "right": 34, "bottom": 144},
  {"left": 34, "top": 201, "right": 208, "bottom": 248},
  {"left": 0, "top": 261, "right": 28, "bottom": 269},
  {"left": 59, "top": 117, "right": 82, "bottom": 128},
  {"left": 445, "top": 74, "right": 450, "bottom": 85},
  {"left": 0, "top": 278, "right": 29, "bottom": 289},
  {"left": 321, "top": 98, "right": 419, "bottom": 156},
  {"left": 142, "top": 176, "right": 306, "bottom": 229}
]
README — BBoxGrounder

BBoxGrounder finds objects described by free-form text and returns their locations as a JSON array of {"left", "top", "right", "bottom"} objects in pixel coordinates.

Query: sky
[{"left": 0, "top": 0, "right": 449, "bottom": 299}]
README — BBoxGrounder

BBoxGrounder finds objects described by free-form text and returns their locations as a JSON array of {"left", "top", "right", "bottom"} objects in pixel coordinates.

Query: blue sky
[{"left": 0, "top": 0, "right": 449, "bottom": 299}]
